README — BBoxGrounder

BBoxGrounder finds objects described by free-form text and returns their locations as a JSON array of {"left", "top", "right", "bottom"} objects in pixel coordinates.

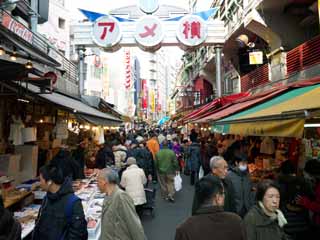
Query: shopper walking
[
  {"left": 192, "top": 156, "right": 236, "bottom": 214},
  {"left": 155, "top": 140, "right": 180, "bottom": 202},
  {"left": 227, "top": 156, "right": 255, "bottom": 217},
  {"left": 95, "top": 143, "right": 115, "bottom": 169},
  {"left": 175, "top": 176, "right": 246, "bottom": 240},
  {"left": 244, "top": 179, "right": 289, "bottom": 240},
  {"left": 120, "top": 157, "right": 147, "bottom": 216},
  {"left": 97, "top": 168, "right": 146, "bottom": 240},
  {"left": 33, "top": 164, "right": 88, "bottom": 240},
  {"left": 0, "top": 194, "right": 21, "bottom": 240},
  {"left": 187, "top": 138, "right": 201, "bottom": 185}
]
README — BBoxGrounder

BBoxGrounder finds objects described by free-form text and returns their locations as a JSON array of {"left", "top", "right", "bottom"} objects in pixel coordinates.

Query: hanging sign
[
  {"left": 135, "top": 16, "right": 164, "bottom": 51},
  {"left": 124, "top": 49, "right": 132, "bottom": 89},
  {"left": 92, "top": 15, "right": 122, "bottom": 48},
  {"left": 176, "top": 15, "right": 208, "bottom": 47},
  {"left": 249, "top": 51, "right": 263, "bottom": 65},
  {"left": 141, "top": 79, "right": 148, "bottom": 109}
]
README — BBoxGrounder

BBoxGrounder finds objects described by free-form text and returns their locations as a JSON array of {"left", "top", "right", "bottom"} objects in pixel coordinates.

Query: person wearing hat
[
  {"left": 120, "top": 157, "right": 147, "bottom": 216},
  {"left": 296, "top": 159, "right": 320, "bottom": 233}
]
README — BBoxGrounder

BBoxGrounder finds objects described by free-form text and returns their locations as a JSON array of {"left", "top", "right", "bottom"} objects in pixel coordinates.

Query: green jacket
[
  {"left": 155, "top": 147, "right": 179, "bottom": 175},
  {"left": 244, "top": 205, "right": 289, "bottom": 240},
  {"left": 100, "top": 186, "right": 146, "bottom": 240}
]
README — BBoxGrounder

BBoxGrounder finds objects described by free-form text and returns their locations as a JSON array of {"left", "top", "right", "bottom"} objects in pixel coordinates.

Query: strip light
[{"left": 304, "top": 124, "right": 320, "bottom": 128}]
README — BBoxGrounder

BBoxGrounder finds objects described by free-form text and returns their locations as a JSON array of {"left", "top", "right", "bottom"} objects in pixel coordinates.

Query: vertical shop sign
[
  {"left": 92, "top": 15, "right": 122, "bottom": 48},
  {"left": 141, "top": 79, "right": 148, "bottom": 109},
  {"left": 150, "top": 90, "right": 155, "bottom": 113},
  {"left": 176, "top": 15, "right": 208, "bottom": 47},
  {"left": 124, "top": 49, "right": 132, "bottom": 89}
]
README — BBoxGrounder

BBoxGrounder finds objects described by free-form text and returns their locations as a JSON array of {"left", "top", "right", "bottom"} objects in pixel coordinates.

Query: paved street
[{"left": 142, "top": 175, "right": 194, "bottom": 240}]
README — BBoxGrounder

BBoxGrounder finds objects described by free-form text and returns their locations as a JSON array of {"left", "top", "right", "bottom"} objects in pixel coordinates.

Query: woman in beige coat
[{"left": 121, "top": 157, "right": 147, "bottom": 216}]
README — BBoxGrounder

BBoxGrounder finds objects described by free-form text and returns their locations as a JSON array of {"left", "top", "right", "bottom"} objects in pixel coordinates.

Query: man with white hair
[
  {"left": 97, "top": 168, "right": 146, "bottom": 240},
  {"left": 191, "top": 156, "right": 236, "bottom": 215},
  {"left": 121, "top": 157, "right": 147, "bottom": 216}
]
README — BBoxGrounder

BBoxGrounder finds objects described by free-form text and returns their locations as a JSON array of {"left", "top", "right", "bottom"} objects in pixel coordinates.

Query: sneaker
[{"left": 168, "top": 197, "right": 175, "bottom": 203}]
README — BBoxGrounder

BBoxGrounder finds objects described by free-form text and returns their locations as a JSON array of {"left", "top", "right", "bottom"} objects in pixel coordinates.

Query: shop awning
[
  {"left": 183, "top": 92, "right": 250, "bottom": 123},
  {"left": 214, "top": 83, "right": 320, "bottom": 137},
  {"left": 194, "top": 87, "right": 287, "bottom": 123},
  {"left": 22, "top": 83, "right": 122, "bottom": 124}
]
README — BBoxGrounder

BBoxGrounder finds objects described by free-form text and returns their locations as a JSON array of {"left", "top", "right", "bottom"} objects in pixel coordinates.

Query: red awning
[
  {"left": 195, "top": 76, "right": 320, "bottom": 123},
  {"left": 183, "top": 92, "right": 250, "bottom": 123}
]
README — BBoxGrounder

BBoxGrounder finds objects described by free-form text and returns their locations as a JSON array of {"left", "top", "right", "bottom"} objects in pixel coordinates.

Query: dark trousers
[
  {"left": 135, "top": 204, "right": 144, "bottom": 217},
  {"left": 190, "top": 171, "right": 198, "bottom": 185}
]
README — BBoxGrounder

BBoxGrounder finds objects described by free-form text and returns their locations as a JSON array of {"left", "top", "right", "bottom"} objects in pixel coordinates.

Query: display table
[
  {"left": 13, "top": 174, "right": 103, "bottom": 239},
  {"left": 4, "top": 190, "right": 32, "bottom": 208}
]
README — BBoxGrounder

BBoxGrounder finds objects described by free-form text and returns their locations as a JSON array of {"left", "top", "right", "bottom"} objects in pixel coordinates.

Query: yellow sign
[
  {"left": 229, "top": 119, "right": 305, "bottom": 138},
  {"left": 249, "top": 51, "right": 263, "bottom": 65},
  {"left": 150, "top": 90, "right": 155, "bottom": 113}
]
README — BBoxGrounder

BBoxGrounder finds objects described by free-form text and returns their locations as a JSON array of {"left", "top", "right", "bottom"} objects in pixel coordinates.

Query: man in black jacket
[
  {"left": 192, "top": 156, "right": 236, "bottom": 215},
  {"left": 33, "top": 164, "right": 87, "bottom": 240},
  {"left": 95, "top": 143, "right": 115, "bottom": 169}
]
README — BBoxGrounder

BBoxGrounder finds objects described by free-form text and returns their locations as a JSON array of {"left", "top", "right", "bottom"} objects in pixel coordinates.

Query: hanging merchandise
[
  {"left": 260, "top": 136, "right": 275, "bottom": 155},
  {"left": 22, "top": 127, "right": 37, "bottom": 143},
  {"left": 98, "top": 126, "right": 105, "bottom": 145},
  {"left": 9, "top": 116, "right": 24, "bottom": 145}
]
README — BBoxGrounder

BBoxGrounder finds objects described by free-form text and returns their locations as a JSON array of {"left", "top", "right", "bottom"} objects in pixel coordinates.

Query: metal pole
[
  {"left": 78, "top": 47, "right": 85, "bottom": 96},
  {"left": 30, "top": 0, "right": 38, "bottom": 32},
  {"left": 215, "top": 45, "right": 223, "bottom": 98}
]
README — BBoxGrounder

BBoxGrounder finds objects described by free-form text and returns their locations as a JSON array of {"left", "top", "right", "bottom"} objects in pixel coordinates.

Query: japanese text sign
[
  {"left": 176, "top": 15, "right": 208, "bottom": 47},
  {"left": 92, "top": 15, "right": 122, "bottom": 48},
  {"left": 135, "top": 16, "right": 164, "bottom": 50}
]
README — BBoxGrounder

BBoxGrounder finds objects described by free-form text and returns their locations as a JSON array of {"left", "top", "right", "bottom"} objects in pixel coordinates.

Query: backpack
[{"left": 59, "top": 194, "right": 80, "bottom": 240}]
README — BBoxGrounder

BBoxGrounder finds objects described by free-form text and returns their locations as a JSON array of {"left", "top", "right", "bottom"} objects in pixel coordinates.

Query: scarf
[{"left": 258, "top": 201, "right": 287, "bottom": 228}]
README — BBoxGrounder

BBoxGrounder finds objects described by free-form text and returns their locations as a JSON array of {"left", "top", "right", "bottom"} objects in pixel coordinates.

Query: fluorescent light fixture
[
  {"left": 304, "top": 123, "right": 320, "bottom": 128},
  {"left": 17, "top": 98, "right": 29, "bottom": 103}
]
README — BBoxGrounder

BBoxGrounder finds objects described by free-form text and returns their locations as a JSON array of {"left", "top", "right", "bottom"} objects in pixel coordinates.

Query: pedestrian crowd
[{"left": 1, "top": 127, "right": 320, "bottom": 240}]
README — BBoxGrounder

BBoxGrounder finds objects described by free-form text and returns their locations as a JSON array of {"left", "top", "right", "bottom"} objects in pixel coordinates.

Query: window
[{"left": 58, "top": 18, "right": 66, "bottom": 29}]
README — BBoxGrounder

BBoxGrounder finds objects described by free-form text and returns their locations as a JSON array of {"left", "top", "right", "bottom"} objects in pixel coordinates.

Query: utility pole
[{"left": 77, "top": 46, "right": 86, "bottom": 96}]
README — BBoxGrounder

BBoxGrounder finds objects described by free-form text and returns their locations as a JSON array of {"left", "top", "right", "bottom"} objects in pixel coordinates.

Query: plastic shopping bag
[
  {"left": 174, "top": 173, "right": 182, "bottom": 192},
  {"left": 199, "top": 166, "right": 204, "bottom": 179}
]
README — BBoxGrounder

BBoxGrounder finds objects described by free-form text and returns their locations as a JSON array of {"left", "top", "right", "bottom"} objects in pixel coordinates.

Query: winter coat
[
  {"left": 192, "top": 174, "right": 236, "bottom": 215},
  {"left": 0, "top": 197, "right": 21, "bottom": 240},
  {"left": 244, "top": 205, "right": 289, "bottom": 240},
  {"left": 175, "top": 206, "right": 246, "bottom": 240},
  {"left": 227, "top": 168, "right": 255, "bottom": 217},
  {"left": 96, "top": 146, "right": 115, "bottom": 169},
  {"left": 277, "top": 174, "right": 310, "bottom": 235},
  {"left": 113, "top": 145, "right": 128, "bottom": 169},
  {"left": 298, "top": 181, "right": 320, "bottom": 227},
  {"left": 187, "top": 142, "right": 201, "bottom": 172},
  {"left": 72, "top": 146, "right": 85, "bottom": 179},
  {"left": 155, "top": 147, "right": 179, "bottom": 175},
  {"left": 120, "top": 164, "right": 147, "bottom": 206},
  {"left": 100, "top": 186, "right": 146, "bottom": 240},
  {"left": 146, "top": 138, "right": 160, "bottom": 160},
  {"left": 32, "top": 179, "right": 88, "bottom": 240},
  {"left": 128, "top": 146, "right": 153, "bottom": 176}
]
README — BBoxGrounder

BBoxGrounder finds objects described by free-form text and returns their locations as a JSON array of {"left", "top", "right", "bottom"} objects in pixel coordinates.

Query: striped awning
[{"left": 214, "top": 84, "right": 320, "bottom": 137}]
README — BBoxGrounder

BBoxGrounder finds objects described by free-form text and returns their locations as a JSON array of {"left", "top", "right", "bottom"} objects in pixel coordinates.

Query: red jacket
[{"left": 300, "top": 182, "right": 320, "bottom": 226}]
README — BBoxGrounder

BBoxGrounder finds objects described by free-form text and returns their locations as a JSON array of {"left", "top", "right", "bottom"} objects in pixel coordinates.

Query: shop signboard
[
  {"left": 176, "top": 15, "right": 208, "bottom": 47},
  {"left": 1, "top": 12, "right": 33, "bottom": 44},
  {"left": 134, "top": 16, "right": 164, "bottom": 51},
  {"left": 92, "top": 15, "right": 122, "bottom": 48},
  {"left": 249, "top": 51, "right": 263, "bottom": 65}
]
